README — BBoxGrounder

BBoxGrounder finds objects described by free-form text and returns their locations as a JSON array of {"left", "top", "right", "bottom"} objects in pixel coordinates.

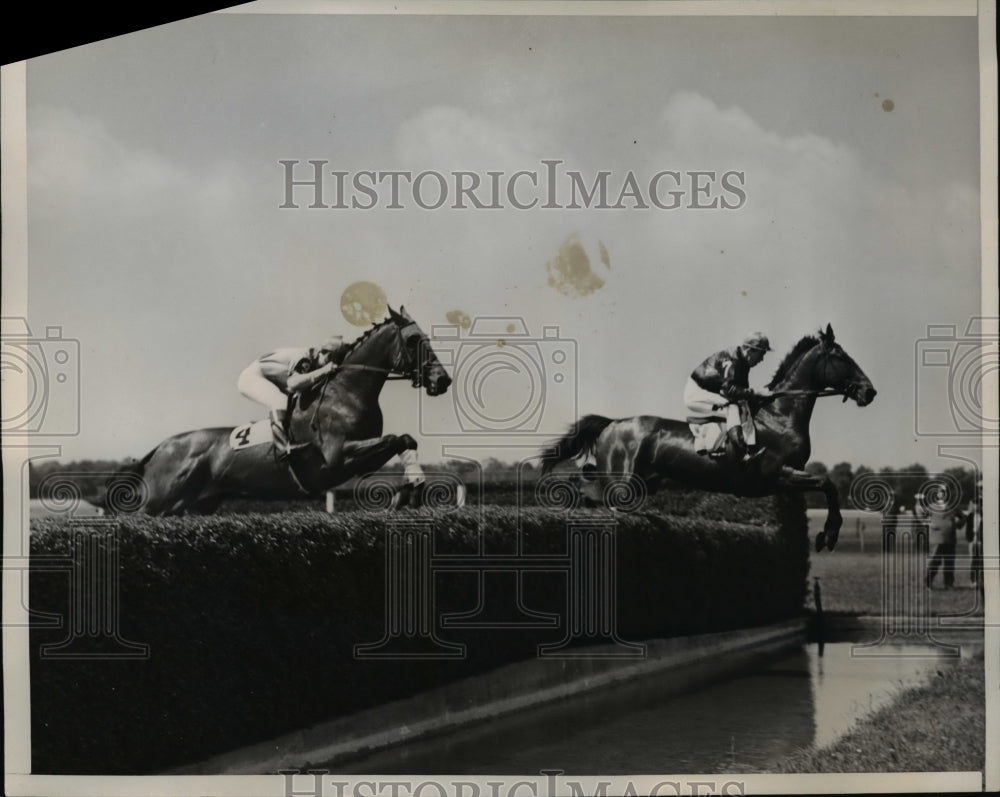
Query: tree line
[
  {"left": 28, "top": 456, "right": 978, "bottom": 511},
  {"left": 803, "top": 461, "right": 978, "bottom": 512}
]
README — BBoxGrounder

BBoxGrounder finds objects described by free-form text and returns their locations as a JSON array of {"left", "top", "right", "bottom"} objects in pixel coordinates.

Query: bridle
[
  {"left": 759, "top": 346, "right": 863, "bottom": 404},
  {"left": 815, "top": 345, "right": 864, "bottom": 403},
  {"left": 327, "top": 320, "right": 425, "bottom": 387},
  {"left": 303, "top": 320, "right": 427, "bottom": 445}
]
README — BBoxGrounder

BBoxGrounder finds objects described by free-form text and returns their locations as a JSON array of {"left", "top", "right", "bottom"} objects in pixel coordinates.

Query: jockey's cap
[
  {"left": 320, "top": 334, "right": 345, "bottom": 352},
  {"left": 742, "top": 332, "right": 771, "bottom": 352}
]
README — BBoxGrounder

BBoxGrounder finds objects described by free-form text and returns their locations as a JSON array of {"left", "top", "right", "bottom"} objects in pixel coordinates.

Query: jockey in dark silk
[{"left": 684, "top": 332, "right": 772, "bottom": 461}]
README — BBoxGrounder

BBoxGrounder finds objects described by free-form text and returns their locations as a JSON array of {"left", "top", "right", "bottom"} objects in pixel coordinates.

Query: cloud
[
  {"left": 30, "top": 106, "right": 241, "bottom": 218},
  {"left": 24, "top": 90, "right": 980, "bottom": 472},
  {"left": 395, "top": 104, "right": 554, "bottom": 172},
  {"left": 25, "top": 106, "right": 289, "bottom": 452},
  {"left": 660, "top": 91, "right": 855, "bottom": 170}
]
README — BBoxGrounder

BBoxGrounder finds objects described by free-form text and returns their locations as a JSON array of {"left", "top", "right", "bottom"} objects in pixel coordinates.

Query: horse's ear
[
  {"left": 825, "top": 323, "right": 835, "bottom": 343},
  {"left": 399, "top": 305, "right": 412, "bottom": 321},
  {"left": 387, "top": 304, "right": 400, "bottom": 322}
]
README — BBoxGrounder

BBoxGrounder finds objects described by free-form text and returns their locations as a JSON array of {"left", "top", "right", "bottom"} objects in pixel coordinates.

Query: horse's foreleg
[
  {"left": 321, "top": 433, "right": 416, "bottom": 482},
  {"left": 777, "top": 466, "right": 842, "bottom": 552}
]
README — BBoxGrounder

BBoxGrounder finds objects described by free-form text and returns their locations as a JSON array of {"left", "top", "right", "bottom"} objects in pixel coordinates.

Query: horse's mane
[
  {"left": 341, "top": 316, "right": 395, "bottom": 360},
  {"left": 299, "top": 316, "right": 397, "bottom": 401},
  {"left": 765, "top": 334, "right": 820, "bottom": 390}
]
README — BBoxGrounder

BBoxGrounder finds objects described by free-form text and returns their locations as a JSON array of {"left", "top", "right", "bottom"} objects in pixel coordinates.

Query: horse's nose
[
  {"left": 431, "top": 369, "right": 452, "bottom": 394},
  {"left": 862, "top": 385, "right": 877, "bottom": 405}
]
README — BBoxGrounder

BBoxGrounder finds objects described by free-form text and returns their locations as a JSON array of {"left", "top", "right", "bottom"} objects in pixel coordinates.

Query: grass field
[
  {"left": 803, "top": 506, "right": 985, "bottom": 619},
  {"left": 777, "top": 651, "right": 986, "bottom": 775}
]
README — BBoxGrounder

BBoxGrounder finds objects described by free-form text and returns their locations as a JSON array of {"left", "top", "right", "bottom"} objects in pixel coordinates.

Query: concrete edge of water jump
[
  {"left": 165, "top": 618, "right": 806, "bottom": 775},
  {"left": 820, "top": 613, "right": 985, "bottom": 643}
]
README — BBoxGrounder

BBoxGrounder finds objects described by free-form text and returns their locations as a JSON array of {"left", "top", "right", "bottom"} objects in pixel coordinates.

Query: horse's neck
[
  {"left": 336, "top": 327, "right": 395, "bottom": 400},
  {"left": 766, "top": 353, "right": 821, "bottom": 433},
  {"left": 334, "top": 366, "right": 388, "bottom": 401}
]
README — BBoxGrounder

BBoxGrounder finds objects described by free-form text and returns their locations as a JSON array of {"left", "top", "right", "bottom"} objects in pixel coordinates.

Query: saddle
[
  {"left": 229, "top": 407, "right": 317, "bottom": 493},
  {"left": 687, "top": 408, "right": 764, "bottom": 464},
  {"left": 686, "top": 414, "right": 726, "bottom": 426},
  {"left": 279, "top": 394, "right": 327, "bottom": 492}
]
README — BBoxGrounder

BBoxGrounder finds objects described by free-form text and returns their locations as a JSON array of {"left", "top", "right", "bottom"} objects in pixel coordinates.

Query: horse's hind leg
[{"left": 144, "top": 451, "right": 215, "bottom": 516}]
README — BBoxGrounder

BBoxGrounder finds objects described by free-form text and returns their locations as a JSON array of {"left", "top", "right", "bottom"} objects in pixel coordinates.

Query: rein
[
  {"left": 714, "top": 388, "right": 846, "bottom": 412},
  {"left": 336, "top": 364, "right": 412, "bottom": 380},
  {"left": 763, "top": 389, "right": 843, "bottom": 400},
  {"left": 323, "top": 320, "right": 422, "bottom": 383},
  {"left": 307, "top": 320, "right": 421, "bottom": 439}
]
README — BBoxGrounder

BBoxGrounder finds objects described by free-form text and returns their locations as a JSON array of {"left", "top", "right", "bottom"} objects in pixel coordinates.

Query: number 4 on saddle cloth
[
  {"left": 228, "top": 419, "right": 274, "bottom": 450},
  {"left": 227, "top": 407, "right": 328, "bottom": 493}
]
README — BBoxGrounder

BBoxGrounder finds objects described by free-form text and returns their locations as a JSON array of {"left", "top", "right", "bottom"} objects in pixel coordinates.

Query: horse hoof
[
  {"left": 815, "top": 532, "right": 826, "bottom": 552},
  {"left": 398, "top": 433, "right": 418, "bottom": 451},
  {"left": 826, "top": 536, "right": 839, "bottom": 552}
]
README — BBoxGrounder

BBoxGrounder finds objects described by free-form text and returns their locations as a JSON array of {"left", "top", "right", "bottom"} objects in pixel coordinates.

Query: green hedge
[
  {"left": 215, "top": 477, "right": 790, "bottom": 517},
  {"left": 29, "top": 494, "right": 808, "bottom": 775}
]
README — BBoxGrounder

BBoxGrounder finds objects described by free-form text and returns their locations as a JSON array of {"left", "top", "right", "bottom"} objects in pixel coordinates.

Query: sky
[{"left": 10, "top": 5, "right": 990, "bottom": 472}]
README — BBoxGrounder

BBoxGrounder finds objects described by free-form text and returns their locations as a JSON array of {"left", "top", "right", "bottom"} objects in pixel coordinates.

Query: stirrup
[
  {"left": 269, "top": 424, "right": 290, "bottom": 455},
  {"left": 743, "top": 446, "right": 767, "bottom": 464}
]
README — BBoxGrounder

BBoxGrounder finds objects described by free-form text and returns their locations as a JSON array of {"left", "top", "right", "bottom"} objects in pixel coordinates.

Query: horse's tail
[
  {"left": 540, "top": 414, "right": 615, "bottom": 474},
  {"left": 97, "top": 447, "right": 157, "bottom": 514}
]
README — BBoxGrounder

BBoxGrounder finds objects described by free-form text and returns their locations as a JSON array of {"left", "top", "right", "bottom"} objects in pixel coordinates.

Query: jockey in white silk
[{"left": 238, "top": 334, "right": 349, "bottom": 450}]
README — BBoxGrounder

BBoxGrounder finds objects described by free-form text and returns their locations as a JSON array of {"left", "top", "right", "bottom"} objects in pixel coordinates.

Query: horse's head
[
  {"left": 386, "top": 305, "right": 452, "bottom": 396},
  {"left": 815, "top": 324, "right": 877, "bottom": 406},
  {"left": 768, "top": 324, "right": 877, "bottom": 406}
]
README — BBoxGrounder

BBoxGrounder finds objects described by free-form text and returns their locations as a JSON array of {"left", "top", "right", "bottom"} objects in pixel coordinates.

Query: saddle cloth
[{"left": 229, "top": 418, "right": 273, "bottom": 450}]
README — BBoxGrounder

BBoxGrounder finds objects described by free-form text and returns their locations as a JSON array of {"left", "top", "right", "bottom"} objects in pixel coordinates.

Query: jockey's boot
[
  {"left": 269, "top": 408, "right": 290, "bottom": 454},
  {"left": 707, "top": 427, "right": 731, "bottom": 459},
  {"left": 725, "top": 425, "right": 747, "bottom": 462}
]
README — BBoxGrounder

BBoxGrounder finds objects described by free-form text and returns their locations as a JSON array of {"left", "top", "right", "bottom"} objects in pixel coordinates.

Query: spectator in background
[
  {"left": 925, "top": 497, "right": 959, "bottom": 589},
  {"left": 966, "top": 481, "right": 984, "bottom": 594}
]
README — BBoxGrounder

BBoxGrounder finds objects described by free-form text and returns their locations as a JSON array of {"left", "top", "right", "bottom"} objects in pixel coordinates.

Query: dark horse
[
  {"left": 541, "top": 325, "right": 876, "bottom": 551},
  {"left": 120, "top": 306, "right": 451, "bottom": 515}
]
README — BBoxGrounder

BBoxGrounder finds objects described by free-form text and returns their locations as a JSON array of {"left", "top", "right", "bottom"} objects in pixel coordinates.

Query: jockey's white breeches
[
  {"left": 683, "top": 377, "right": 755, "bottom": 444},
  {"left": 237, "top": 362, "right": 288, "bottom": 411},
  {"left": 684, "top": 378, "right": 740, "bottom": 426}
]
